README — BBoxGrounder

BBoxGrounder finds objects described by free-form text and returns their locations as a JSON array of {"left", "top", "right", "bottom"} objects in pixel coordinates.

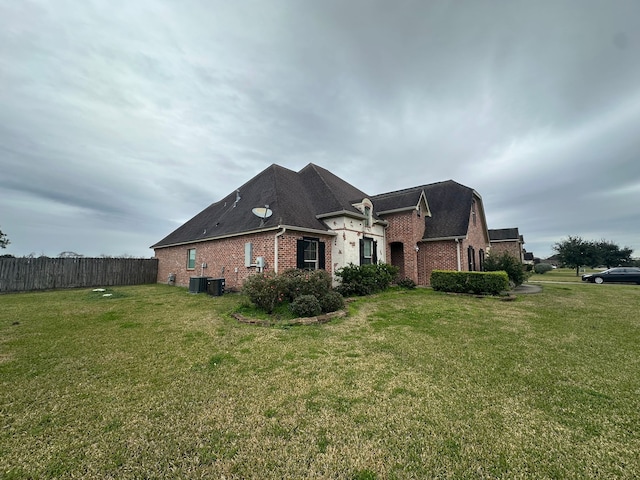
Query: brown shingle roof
[
  {"left": 488, "top": 228, "right": 520, "bottom": 242},
  {"left": 152, "top": 164, "right": 370, "bottom": 248},
  {"left": 153, "top": 165, "right": 484, "bottom": 249},
  {"left": 371, "top": 180, "right": 476, "bottom": 240}
]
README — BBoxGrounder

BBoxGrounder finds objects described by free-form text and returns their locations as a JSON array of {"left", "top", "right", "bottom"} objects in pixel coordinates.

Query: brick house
[
  {"left": 152, "top": 163, "right": 490, "bottom": 289},
  {"left": 488, "top": 228, "right": 525, "bottom": 263}
]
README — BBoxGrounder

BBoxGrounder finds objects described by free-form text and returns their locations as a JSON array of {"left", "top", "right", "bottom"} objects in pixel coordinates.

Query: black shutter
[
  {"left": 359, "top": 239, "right": 365, "bottom": 265},
  {"left": 372, "top": 241, "right": 378, "bottom": 264},
  {"left": 296, "top": 239, "right": 305, "bottom": 269},
  {"left": 318, "top": 241, "right": 326, "bottom": 270}
]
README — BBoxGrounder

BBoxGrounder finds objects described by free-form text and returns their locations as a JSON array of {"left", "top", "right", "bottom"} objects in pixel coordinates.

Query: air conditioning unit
[
  {"left": 188, "top": 276, "right": 208, "bottom": 294},
  {"left": 207, "top": 278, "right": 225, "bottom": 296}
]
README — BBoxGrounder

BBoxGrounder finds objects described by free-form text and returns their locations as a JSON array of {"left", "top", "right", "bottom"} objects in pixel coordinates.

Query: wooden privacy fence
[{"left": 0, "top": 257, "right": 158, "bottom": 293}]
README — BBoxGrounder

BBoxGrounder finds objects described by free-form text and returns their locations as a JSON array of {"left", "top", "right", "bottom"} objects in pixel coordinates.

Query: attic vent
[{"left": 233, "top": 189, "right": 241, "bottom": 207}]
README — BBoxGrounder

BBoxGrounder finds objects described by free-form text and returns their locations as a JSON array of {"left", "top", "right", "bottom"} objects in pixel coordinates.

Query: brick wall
[
  {"left": 382, "top": 210, "right": 425, "bottom": 283},
  {"left": 154, "top": 230, "right": 333, "bottom": 290},
  {"left": 416, "top": 197, "right": 490, "bottom": 285},
  {"left": 419, "top": 241, "right": 459, "bottom": 285},
  {"left": 489, "top": 241, "right": 523, "bottom": 261},
  {"left": 460, "top": 198, "right": 490, "bottom": 271}
]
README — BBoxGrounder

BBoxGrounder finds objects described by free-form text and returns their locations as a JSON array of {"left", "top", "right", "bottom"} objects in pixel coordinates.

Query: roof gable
[
  {"left": 372, "top": 180, "right": 478, "bottom": 240},
  {"left": 371, "top": 187, "right": 430, "bottom": 216}
]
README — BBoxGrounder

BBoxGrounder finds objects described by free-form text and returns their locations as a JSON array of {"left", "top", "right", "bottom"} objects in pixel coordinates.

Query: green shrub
[
  {"left": 281, "top": 269, "right": 333, "bottom": 301},
  {"left": 242, "top": 272, "right": 288, "bottom": 314},
  {"left": 290, "top": 294, "right": 322, "bottom": 317},
  {"left": 430, "top": 270, "right": 509, "bottom": 295},
  {"left": 335, "top": 263, "right": 399, "bottom": 297},
  {"left": 534, "top": 263, "right": 554, "bottom": 274},
  {"left": 244, "top": 269, "right": 343, "bottom": 316},
  {"left": 483, "top": 252, "right": 529, "bottom": 286},
  {"left": 318, "top": 290, "right": 345, "bottom": 313},
  {"left": 396, "top": 277, "right": 417, "bottom": 289}
]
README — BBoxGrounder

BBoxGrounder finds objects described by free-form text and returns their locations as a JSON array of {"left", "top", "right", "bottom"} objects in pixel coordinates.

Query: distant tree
[
  {"left": 595, "top": 240, "right": 633, "bottom": 268},
  {"left": 58, "top": 251, "right": 84, "bottom": 258},
  {"left": 554, "top": 236, "right": 635, "bottom": 273},
  {"left": 553, "top": 236, "right": 597, "bottom": 276},
  {"left": 0, "top": 227, "right": 9, "bottom": 249}
]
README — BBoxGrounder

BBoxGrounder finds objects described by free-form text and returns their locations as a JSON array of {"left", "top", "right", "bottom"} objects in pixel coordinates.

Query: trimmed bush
[
  {"left": 318, "top": 290, "right": 345, "bottom": 313},
  {"left": 290, "top": 294, "right": 322, "bottom": 317},
  {"left": 483, "top": 252, "right": 529, "bottom": 286},
  {"left": 335, "top": 263, "right": 399, "bottom": 297},
  {"left": 244, "top": 269, "right": 344, "bottom": 316},
  {"left": 431, "top": 270, "right": 509, "bottom": 295},
  {"left": 242, "top": 272, "right": 288, "bottom": 314},
  {"left": 281, "top": 269, "right": 333, "bottom": 301},
  {"left": 534, "top": 263, "right": 554, "bottom": 274}
]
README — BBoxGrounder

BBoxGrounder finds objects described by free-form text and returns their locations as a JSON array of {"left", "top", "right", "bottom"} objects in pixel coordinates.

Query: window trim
[
  {"left": 187, "top": 248, "right": 196, "bottom": 270},
  {"left": 360, "top": 237, "right": 377, "bottom": 265},
  {"left": 303, "top": 238, "right": 319, "bottom": 271},
  {"left": 296, "top": 237, "right": 326, "bottom": 271}
]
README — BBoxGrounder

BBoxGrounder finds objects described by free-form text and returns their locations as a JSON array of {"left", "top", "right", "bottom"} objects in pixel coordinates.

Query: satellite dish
[{"left": 252, "top": 206, "right": 273, "bottom": 219}]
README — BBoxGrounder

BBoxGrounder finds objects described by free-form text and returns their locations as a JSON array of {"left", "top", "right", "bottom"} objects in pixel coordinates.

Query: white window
[
  {"left": 303, "top": 239, "right": 318, "bottom": 270},
  {"left": 187, "top": 248, "right": 196, "bottom": 269},
  {"left": 364, "top": 206, "right": 371, "bottom": 227},
  {"left": 360, "top": 237, "right": 376, "bottom": 265}
]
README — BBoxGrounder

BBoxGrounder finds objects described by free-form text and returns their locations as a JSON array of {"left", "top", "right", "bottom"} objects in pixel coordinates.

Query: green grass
[
  {"left": 1, "top": 283, "right": 639, "bottom": 478},
  {"left": 529, "top": 267, "right": 600, "bottom": 282}
]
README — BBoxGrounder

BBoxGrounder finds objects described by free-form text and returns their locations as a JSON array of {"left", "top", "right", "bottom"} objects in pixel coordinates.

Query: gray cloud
[{"left": 1, "top": 0, "right": 639, "bottom": 258}]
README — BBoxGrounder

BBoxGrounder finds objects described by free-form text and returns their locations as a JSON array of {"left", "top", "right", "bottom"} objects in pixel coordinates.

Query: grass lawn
[
  {"left": 529, "top": 267, "right": 601, "bottom": 283},
  {"left": 1, "top": 283, "right": 639, "bottom": 479}
]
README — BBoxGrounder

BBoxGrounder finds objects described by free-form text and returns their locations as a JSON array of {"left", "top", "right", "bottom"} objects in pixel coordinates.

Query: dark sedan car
[{"left": 582, "top": 267, "right": 640, "bottom": 284}]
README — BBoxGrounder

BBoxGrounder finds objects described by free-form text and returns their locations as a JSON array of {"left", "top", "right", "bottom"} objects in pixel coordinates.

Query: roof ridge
[
  {"left": 372, "top": 179, "right": 455, "bottom": 198},
  {"left": 298, "top": 163, "right": 349, "bottom": 207}
]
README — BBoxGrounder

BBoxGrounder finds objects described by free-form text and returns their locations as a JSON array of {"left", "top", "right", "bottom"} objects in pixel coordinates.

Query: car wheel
[{"left": 594, "top": 277, "right": 604, "bottom": 284}]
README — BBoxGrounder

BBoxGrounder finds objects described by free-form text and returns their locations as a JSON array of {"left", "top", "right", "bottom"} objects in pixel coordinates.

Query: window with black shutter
[
  {"left": 360, "top": 237, "right": 377, "bottom": 265},
  {"left": 467, "top": 245, "right": 476, "bottom": 271},
  {"left": 296, "top": 237, "right": 325, "bottom": 270}
]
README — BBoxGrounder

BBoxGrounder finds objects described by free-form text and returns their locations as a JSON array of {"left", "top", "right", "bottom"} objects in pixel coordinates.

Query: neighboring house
[
  {"left": 488, "top": 228, "right": 525, "bottom": 263},
  {"left": 543, "top": 254, "right": 561, "bottom": 267},
  {"left": 523, "top": 250, "right": 535, "bottom": 265},
  {"left": 152, "top": 163, "right": 490, "bottom": 289}
]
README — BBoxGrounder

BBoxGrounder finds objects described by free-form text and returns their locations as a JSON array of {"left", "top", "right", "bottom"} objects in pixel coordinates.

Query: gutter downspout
[
  {"left": 455, "top": 238, "right": 462, "bottom": 271},
  {"left": 274, "top": 226, "right": 287, "bottom": 273}
]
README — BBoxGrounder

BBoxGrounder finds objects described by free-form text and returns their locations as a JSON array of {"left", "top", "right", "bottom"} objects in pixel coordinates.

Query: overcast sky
[{"left": 2, "top": 0, "right": 639, "bottom": 260}]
